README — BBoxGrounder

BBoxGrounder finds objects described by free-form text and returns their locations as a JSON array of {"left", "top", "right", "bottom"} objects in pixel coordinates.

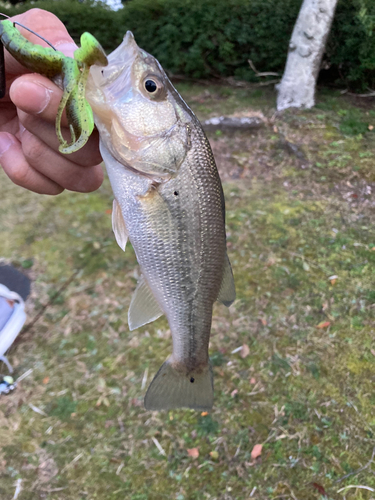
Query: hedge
[
  {"left": 0, "top": 0, "right": 124, "bottom": 52},
  {"left": 2, "top": 0, "right": 374, "bottom": 90}
]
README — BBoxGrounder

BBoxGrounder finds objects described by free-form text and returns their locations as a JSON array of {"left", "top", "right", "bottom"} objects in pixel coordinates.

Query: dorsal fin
[
  {"left": 112, "top": 198, "right": 128, "bottom": 251},
  {"left": 217, "top": 254, "right": 236, "bottom": 307},
  {"left": 128, "top": 275, "right": 163, "bottom": 331}
]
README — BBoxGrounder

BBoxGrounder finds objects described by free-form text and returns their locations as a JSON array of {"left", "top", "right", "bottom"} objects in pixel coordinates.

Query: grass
[{"left": 0, "top": 84, "right": 375, "bottom": 500}]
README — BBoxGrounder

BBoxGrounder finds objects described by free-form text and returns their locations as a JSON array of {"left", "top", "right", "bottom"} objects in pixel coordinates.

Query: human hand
[{"left": 0, "top": 8, "right": 103, "bottom": 195}]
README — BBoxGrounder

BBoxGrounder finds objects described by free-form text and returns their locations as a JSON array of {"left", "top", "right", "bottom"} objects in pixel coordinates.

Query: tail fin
[{"left": 144, "top": 358, "right": 214, "bottom": 411}]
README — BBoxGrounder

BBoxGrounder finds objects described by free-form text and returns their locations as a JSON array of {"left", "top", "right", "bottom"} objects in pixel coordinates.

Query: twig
[
  {"left": 61, "top": 452, "right": 83, "bottom": 473},
  {"left": 151, "top": 437, "right": 166, "bottom": 456},
  {"left": 141, "top": 367, "right": 148, "bottom": 391},
  {"left": 248, "top": 59, "right": 279, "bottom": 77},
  {"left": 256, "top": 78, "right": 280, "bottom": 87},
  {"left": 40, "top": 488, "right": 67, "bottom": 493},
  {"left": 337, "top": 484, "right": 374, "bottom": 493},
  {"left": 116, "top": 462, "right": 124, "bottom": 475},
  {"left": 28, "top": 403, "right": 47, "bottom": 416},
  {"left": 346, "top": 90, "right": 375, "bottom": 98},
  {"left": 336, "top": 447, "right": 375, "bottom": 483},
  {"left": 16, "top": 368, "right": 33, "bottom": 383},
  {"left": 12, "top": 479, "right": 22, "bottom": 499},
  {"left": 232, "top": 441, "right": 241, "bottom": 459}
]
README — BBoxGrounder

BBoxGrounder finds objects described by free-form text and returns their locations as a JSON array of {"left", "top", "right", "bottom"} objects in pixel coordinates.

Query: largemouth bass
[{"left": 86, "top": 32, "right": 235, "bottom": 411}]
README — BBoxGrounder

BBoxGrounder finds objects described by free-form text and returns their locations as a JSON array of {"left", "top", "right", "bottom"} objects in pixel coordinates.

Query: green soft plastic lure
[{"left": 0, "top": 19, "right": 108, "bottom": 153}]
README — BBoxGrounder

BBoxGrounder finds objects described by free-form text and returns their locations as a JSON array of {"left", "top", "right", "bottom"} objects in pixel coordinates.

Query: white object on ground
[{"left": 0, "top": 284, "right": 27, "bottom": 373}]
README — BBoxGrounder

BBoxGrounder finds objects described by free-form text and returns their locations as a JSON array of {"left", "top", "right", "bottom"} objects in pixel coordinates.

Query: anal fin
[
  {"left": 112, "top": 198, "right": 128, "bottom": 251},
  {"left": 128, "top": 275, "right": 163, "bottom": 330},
  {"left": 217, "top": 254, "right": 236, "bottom": 307}
]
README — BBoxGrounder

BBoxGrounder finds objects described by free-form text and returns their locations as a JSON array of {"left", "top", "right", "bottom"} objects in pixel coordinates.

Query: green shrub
[
  {"left": 119, "top": 0, "right": 301, "bottom": 81},
  {"left": 2, "top": 0, "right": 375, "bottom": 90},
  {"left": 328, "top": 0, "right": 375, "bottom": 90},
  {"left": 1, "top": 0, "right": 123, "bottom": 51}
]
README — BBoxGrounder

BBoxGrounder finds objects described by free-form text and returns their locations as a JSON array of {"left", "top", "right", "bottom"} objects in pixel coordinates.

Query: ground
[{"left": 0, "top": 84, "right": 375, "bottom": 500}]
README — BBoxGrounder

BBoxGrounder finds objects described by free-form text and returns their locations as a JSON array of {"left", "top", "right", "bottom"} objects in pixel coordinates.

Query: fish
[{"left": 86, "top": 32, "right": 235, "bottom": 411}]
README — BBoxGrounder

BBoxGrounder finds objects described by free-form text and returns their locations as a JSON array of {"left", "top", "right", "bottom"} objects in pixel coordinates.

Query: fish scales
[
  {"left": 87, "top": 31, "right": 235, "bottom": 410},
  {"left": 111, "top": 124, "right": 225, "bottom": 369}
]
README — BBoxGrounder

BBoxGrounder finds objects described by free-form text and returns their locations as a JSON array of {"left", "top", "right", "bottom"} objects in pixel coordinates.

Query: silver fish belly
[{"left": 87, "top": 32, "right": 235, "bottom": 411}]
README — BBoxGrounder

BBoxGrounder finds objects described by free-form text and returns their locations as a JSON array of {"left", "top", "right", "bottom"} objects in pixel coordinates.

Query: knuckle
[
  {"left": 69, "top": 166, "right": 103, "bottom": 193},
  {"left": 22, "top": 133, "right": 46, "bottom": 165},
  {"left": 84, "top": 167, "right": 104, "bottom": 193},
  {"left": 21, "top": 9, "right": 61, "bottom": 27},
  {"left": 10, "top": 163, "right": 30, "bottom": 187}
]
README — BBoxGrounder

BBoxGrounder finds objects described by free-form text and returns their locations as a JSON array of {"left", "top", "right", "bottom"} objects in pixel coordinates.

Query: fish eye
[
  {"left": 144, "top": 79, "right": 157, "bottom": 93},
  {"left": 142, "top": 75, "right": 166, "bottom": 100}
]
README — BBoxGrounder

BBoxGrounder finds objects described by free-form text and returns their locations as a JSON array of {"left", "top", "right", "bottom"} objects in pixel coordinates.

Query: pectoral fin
[
  {"left": 112, "top": 199, "right": 128, "bottom": 251},
  {"left": 128, "top": 275, "right": 163, "bottom": 330},
  {"left": 217, "top": 254, "right": 236, "bottom": 307}
]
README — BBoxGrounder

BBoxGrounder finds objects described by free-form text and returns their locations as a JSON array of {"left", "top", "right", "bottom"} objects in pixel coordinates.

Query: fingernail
[
  {"left": 26, "top": 82, "right": 52, "bottom": 114},
  {"left": 55, "top": 42, "right": 78, "bottom": 59},
  {"left": 0, "top": 134, "right": 14, "bottom": 157}
]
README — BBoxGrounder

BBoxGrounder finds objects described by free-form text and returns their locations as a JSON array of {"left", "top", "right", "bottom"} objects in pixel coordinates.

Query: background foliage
[{"left": 2, "top": 0, "right": 375, "bottom": 90}]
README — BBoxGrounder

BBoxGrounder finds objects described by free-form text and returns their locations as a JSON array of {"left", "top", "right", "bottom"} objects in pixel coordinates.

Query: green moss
[{"left": 1, "top": 87, "right": 375, "bottom": 499}]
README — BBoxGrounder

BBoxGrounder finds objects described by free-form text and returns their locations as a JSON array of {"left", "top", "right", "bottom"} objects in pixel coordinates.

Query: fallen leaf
[
  {"left": 187, "top": 448, "right": 199, "bottom": 459},
  {"left": 115, "top": 281, "right": 126, "bottom": 288},
  {"left": 37, "top": 449, "right": 58, "bottom": 483},
  {"left": 311, "top": 482, "right": 327, "bottom": 496},
  {"left": 317, "top": 321, "right": 331, "bottom": 329},
  {"left": 42, "top": 377, "right": 49, "bottom": 384},
  {"left": 250, "top": 444, "right": 262, "bottom": 460},
  {"left": 240, "top": 344, "right": 250, "bottom": 358},
  {"left": 130, "top": 398, "right": 143, "bottom": 407},
  {"left": 201, "top": 411, "right": 208, "bottom": 417},
  {"left": 259, "top": 317, "right": 267, "bottom": 326}
]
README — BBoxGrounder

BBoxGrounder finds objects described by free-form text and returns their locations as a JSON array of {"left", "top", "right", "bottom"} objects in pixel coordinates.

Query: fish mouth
[
  {"left": 106, "top": 31, "right": 139, "bottom": 67},
  {"left": 88, "top": 31, "right": 139, "bottom": 93}
]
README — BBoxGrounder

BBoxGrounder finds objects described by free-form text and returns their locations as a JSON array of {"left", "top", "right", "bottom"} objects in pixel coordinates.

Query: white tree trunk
[{"left": 276, "top": 0, "right": 338, "bottom": 111}]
